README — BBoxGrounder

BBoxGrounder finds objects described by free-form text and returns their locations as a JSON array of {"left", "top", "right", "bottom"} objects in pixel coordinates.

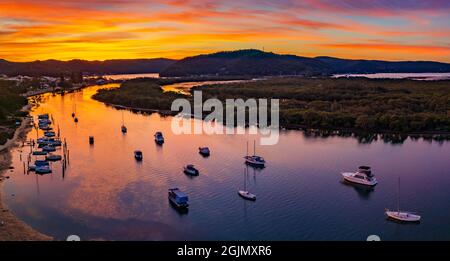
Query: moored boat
[
  {"left": 183, "top": 164, "right": 199, "bottom": 176},
  {"left": 154, "top": 132, "right": 164, "bottom": 144},
  {"left": 42, "top": 145, "right": 56, "bottom": 152},
  {"left": 244, "top": 141, "right": 265, "bottom": 167},
  {"left": 45, "top": 154, "right": 62, "bottom": 161},
  {"left": 238, "top": 167, "right": 256, "bottom": 201},
  {"left": 198, "top": 147, "right": 210, "bottom": 157},
  {"left": 385, "top": 211, "right": 421, "bottom": 222},
  {"left": 44, "top": 131, "right": 56, "bottom": 137},
  {"left": 342, "top": 166, "right": 377, "bottom": 186},
  {"left": 32, "top": 150, "right": 48, "bottom": 156},
  {"left": 168, "top": 188, "right": 189, "bottom": 208},
  {"left": 35, "top": 165, "right": 52, "bottom": 175},
  {"left": 134, "top": 150, "right": 143, "bottom": 161},
  {"left": 385, "top": 177, "right": 421, "bottom": 223}
]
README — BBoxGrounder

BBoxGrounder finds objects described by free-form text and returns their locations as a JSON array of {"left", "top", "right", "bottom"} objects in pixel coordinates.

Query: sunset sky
[{"left": 1, "top": 0, "right": 450, "bottom": 62}]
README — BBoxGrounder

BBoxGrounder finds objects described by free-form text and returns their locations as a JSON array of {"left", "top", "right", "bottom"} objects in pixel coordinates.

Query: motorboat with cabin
[
  {"left": 168, "top": 188, "right": 189, "bottom": 208},
  {"left": 183, "top": 164, "right": 199, "bottom": 176},
  {"left": 198, "top": 147, "right": 210, "bottom": 157},
  {"left": 154, "top": 132, "right": 164, "bottom": 144},
  {"left": 134, "top": 150, "right": 143, "bottom": 161},
  {"left": 342, "top": 166, "right": 377, "bottom": 186}
]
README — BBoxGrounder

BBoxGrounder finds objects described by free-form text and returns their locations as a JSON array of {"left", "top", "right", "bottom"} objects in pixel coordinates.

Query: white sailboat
[
  {"left": 385, "top": 177, "right": 421, "bottom": 222},
  {"left": 238, "top": 167, "right": 256, "bottom": 201}
]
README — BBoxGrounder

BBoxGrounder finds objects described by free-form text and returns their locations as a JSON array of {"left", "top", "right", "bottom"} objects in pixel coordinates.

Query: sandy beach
[{"left": 0, "top": 105, "right": 52, "bottom": 241}]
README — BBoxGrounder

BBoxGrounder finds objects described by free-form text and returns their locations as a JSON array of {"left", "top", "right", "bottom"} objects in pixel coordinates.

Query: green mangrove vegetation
[
  {"left": 93, "top": 77, "right": 450, "bottom": 136},
  {"left": 0, "top": 80, "right": 28, "bottom": 145}
]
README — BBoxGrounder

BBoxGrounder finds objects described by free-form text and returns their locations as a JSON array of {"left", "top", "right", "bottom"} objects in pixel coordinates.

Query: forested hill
[{"left": 160, "top": 49, "right": 450, "bottom": 77}]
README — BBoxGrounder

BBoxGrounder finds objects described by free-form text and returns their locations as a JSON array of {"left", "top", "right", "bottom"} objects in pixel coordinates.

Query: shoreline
[
  {"left": 0, "top": 105, "right": 52, "bottom": 241},
  {"left": 94, "top": 99, "right": 450, "bottom": 141}
]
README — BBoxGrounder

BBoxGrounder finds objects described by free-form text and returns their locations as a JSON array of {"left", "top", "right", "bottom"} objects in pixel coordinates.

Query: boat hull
[
  {"left": 386, "top": 211, "right": 421, "bottom": 222},
  {"left": 184, "top": 169, "right": 199, "bottom": 176},
  {"left": 342, "top": 172, "right": 377, "bottom": 186},
  {"left": 238, "top": 190, "right": 256, "bottom": 201}
]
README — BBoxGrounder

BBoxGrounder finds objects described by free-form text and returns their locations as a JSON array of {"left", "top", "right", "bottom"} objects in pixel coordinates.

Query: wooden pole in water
[
  {"left": 23, "top": 162, "right": 25, "bottom": 175},
  {"left": 67, "top": 150, "right": 70, "bottom": 165}
]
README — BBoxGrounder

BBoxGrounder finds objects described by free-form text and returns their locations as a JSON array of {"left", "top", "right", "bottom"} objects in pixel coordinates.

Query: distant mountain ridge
[
  {"left": 160, "top": 49, "right": 450, "bottom": 77},
  {"left": 159, "top": 49, "right": 328, "bottom": 77},
  {"left": 0, "top": 58, "right": 176, "bottom": 77},
  {"left": 315, "top": 56, "right": 450, "bottom": 74},
  {"left": 2, "top": 49, "right": 450, "bottom": 77}
]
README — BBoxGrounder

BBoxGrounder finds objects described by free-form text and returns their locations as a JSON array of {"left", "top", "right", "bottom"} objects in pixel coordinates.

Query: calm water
[
  {"left": 162, "top": 80, "right": 251, "bottom": 95},
  {"left": 102, "top": 73, "right": 159, "bottom": 80},
  {"left": 3, "top": 84, "right": 450, "bottom": 241},
  {"left": 333, "top": 73, "right": 450, "bottom": 80}
]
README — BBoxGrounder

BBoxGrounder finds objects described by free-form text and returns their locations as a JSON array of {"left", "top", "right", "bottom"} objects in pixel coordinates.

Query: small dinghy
[
  {"left": 198, "top": 147, "right": 210, "bottom": 157},
  {"left": 74, "top": 117, "right": 78, "bottom": 123},
  {"left": 183, "top": 164, "right": 199, "bottom": 176},
  {"left": 28, "top": 165, "right": 36, "bottom": 171},
  {"left": 134, "top": 150, "right": 143, "bottom": 161},
  {"left": 45, "top": 154, "right": 62, "bottom": 161},
  {"left": 385, "top": 177, "right": 421, "bottom": 223}
]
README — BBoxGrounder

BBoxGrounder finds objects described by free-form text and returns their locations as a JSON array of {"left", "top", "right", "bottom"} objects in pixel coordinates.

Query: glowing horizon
[{"left": 1, "top": 0, "right": 450, "bottom": 63}]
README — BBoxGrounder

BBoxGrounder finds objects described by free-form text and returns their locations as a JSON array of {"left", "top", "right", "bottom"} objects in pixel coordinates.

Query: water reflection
[
  {"left": 2, "top": 83, "right": 450, "bottom": 240},
  {"left": 340, "top": 180, "right": 375, "bottom": 200}
]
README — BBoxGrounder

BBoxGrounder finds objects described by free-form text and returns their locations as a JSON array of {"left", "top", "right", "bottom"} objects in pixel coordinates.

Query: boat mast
[
  {"left": 397, "top": 177, "right": 400, "bottom": 214},
  {"left": 244, "top": 167, "right": 247, "bottom": 191},
  {"left": 253, "top": 140, "right": 256, "bottom": 156},
  {"left": 246, "top": 141, "right": 249, "bottom": 156}
]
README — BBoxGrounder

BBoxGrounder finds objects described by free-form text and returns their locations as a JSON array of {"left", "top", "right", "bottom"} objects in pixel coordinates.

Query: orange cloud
[{"left": 0, "top": 0, "right": 449, "bottom": 62}]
